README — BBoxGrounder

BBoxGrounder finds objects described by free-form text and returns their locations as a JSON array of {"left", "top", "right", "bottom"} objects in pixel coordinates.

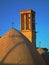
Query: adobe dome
[
  {"left": 37, "top": 48, "right": 45, "bottom": 55},
  {"left": 0, "top": 28, "right": 46, "bottom": 65}
]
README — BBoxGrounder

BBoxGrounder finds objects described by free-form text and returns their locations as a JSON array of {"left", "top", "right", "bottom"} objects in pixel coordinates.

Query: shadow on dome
[
  {"left": 41, "top": 52, "right": 49, "bottom": 65},
  {"left": 0, "top": 63, "right": 32, "bottom": 65}
]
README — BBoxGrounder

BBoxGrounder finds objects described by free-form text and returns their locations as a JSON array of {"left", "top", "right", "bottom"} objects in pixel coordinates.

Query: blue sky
[{"left": 0, "top": 0, "right": 49, "bottom": 49}]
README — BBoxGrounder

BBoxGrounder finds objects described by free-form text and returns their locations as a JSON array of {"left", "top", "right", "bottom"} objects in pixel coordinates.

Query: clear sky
[{"left": 0, "top": 0, "right": 49, "bottom": 49}]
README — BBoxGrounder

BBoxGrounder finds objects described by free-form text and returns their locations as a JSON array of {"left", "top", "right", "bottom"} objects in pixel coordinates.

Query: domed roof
[
  {"left": 0, "top": 28, "right": 46, "bottom": 65},
  {"left": 37, "top": 48, "right": 45, "bottom": 55}
]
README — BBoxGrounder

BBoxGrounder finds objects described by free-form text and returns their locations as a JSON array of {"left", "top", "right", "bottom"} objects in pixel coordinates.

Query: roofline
[{"left": 20, "top": 9, "right": 35, "bottom": 14}]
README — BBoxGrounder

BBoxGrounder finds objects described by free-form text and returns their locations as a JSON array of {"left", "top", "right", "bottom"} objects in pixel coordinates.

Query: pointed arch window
[
  {"left": 26, "top": 14, "right": 31, "bottom": 30},
  {"left": 21, "top": 14, "right": 24, "bottom": 30}
]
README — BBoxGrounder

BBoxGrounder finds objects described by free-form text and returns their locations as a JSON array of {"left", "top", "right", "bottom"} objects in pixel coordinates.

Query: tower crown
[{"left": 20, "top": 10, "right": 35, "bottom": 14}]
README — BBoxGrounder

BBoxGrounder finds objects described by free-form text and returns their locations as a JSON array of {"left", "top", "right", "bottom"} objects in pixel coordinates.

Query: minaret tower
[{"left": 20, "top": 10, "right": 36, "bottom": 47}]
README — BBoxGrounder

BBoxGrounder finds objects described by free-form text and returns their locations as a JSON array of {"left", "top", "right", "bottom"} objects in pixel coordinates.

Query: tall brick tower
[{"left": 20, "top": 10, "right": 36, "bottom": 47}]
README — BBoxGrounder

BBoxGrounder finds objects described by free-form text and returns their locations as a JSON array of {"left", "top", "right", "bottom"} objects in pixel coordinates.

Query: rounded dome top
[
  {"left": 0, "top": 28, "right": 46, "bottom": 65},
  {"left": 37, "top": 48, "right": 45, "bottom": 55}
]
